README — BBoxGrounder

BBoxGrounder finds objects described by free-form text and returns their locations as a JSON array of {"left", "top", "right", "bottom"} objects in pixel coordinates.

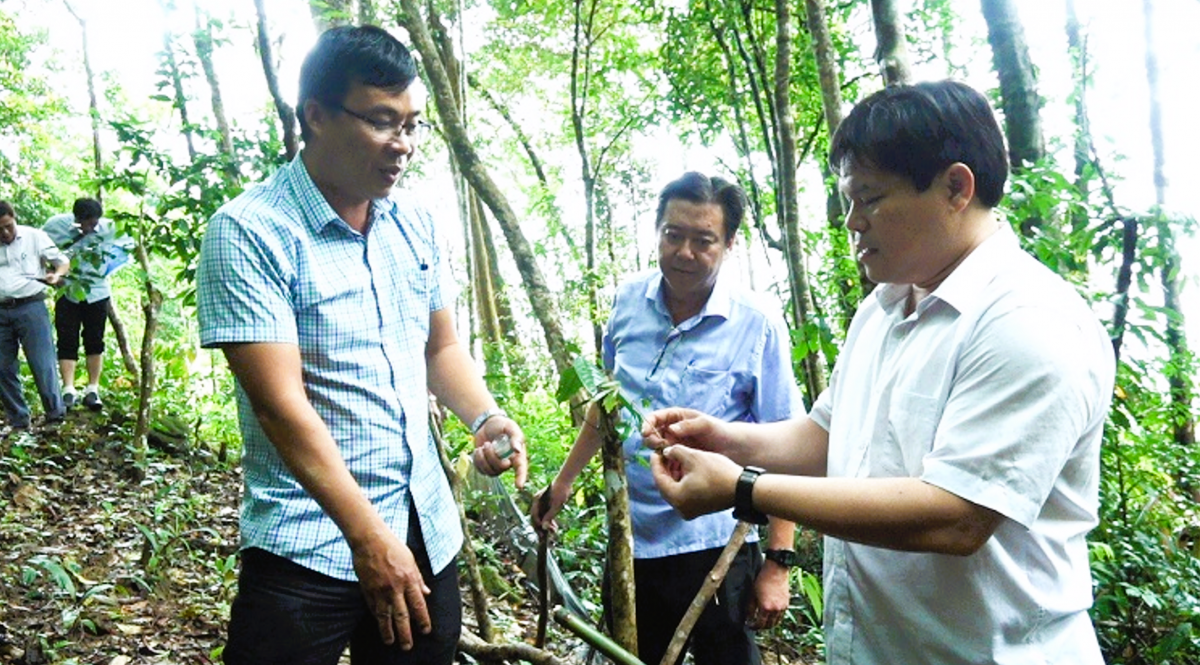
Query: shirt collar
[
  {"left": 871, "top": 221, "right": 1014, "bottom": 319},
  {"left": 928, "top": 222, "right": 1014, "bottom": 314},
  {"left": 643, "top": 269, "right": 733, "bottom": 326},
  {"left": 289, "top": 151, "right": 397, "bottom": 234}
]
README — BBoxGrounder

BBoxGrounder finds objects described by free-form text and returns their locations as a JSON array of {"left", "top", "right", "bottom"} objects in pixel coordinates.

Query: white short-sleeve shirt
[{"left": 809, "top": 224, "right": 1114, "bottom": 665}]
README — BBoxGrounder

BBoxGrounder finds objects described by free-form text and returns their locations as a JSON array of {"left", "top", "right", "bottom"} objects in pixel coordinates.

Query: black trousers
[
  {"left": 621, "top": 542, "right": 764, "bottom": 665},
  {"left": 222, "top": 510, "right": 461, "bottom": 665},
  {"left": 54, "top": 296, "right": 109, "bottom": 359}
]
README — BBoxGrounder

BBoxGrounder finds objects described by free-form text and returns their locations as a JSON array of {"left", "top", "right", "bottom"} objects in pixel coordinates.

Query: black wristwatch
[
  {"left": 763, "top": 548, "right": 798, "bottom": 568},
  {"left": 733, "top": 466, "right": 769, "bottom": 525}
]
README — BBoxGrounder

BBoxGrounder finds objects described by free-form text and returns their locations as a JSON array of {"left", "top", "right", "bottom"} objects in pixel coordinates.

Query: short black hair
[
  {"left": 655, "top": 172, "right": 747, "bottom": 243},
  {"left": 296, "top": 25, "right": 419, "bottom": 141},
  {"left": 73, "top": 197, "right": 102, "bottom": 220},
  {"left": 0, "top": 201, "right": 13, "bottom": 219},
  {"left": 829, "top": 80, "right": 1009, "bottom": 208}
]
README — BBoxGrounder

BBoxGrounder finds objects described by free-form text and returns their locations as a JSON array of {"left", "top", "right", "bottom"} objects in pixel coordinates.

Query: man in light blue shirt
[
  {"left": 534, "top": 172, "right": 804, "bottom": 665},
  {"left": 43, "top": 197, "right": 131, "bottom": 411},
  {"left": 197, "top": 26, "right": 526, "bottom": 665}
]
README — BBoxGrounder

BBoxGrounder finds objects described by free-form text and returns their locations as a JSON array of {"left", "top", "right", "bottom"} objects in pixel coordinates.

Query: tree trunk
[
  {"left": 709, "top": 16, "right": 768, "bottom": 244},
  {"left": 63, "top": 1, "right": 103, "bottom": 202},
  {"left": 571, "top": 0, "right": 604, "bottom": 361},
  {"left": 469, "top": 192, "right": 507, "bottom": 384},
  {"left": 805, "top": 0, "right": 862, "bottom": 332},
  {"left": 869, "top": 0, "right": 913, "bottom": 85},
  {"left": 598, "top": 407, "right": 637, "bottom": 656},
  {"left": 429, "top": 406, "right": 494, "bottom": 643},
  {"left": 980, "top": 0, "right": 1045, "bottom": 175},
  {"left": 132, "top": 220, "right": 162, "bottom": 471},
  {"left": 735, "top": 0, "right": 785, "bottom": 252},
  {"left": 1142, "top": 0, "right": 1194, "bottom": 445},
  {"left": 193, "top": 13, "right": 241, "bottom": 187},
  {"left": 106, "top": 300, "right": 139, "bottom": 377},
  {"left": 156, "top": 6, "right": 198, "bottom": 163},
  {"left": 425, "top": 4, "right": 522, "bottom": 384},
  {"left": 1110, "top": 217, "right": 1137, "bottom": 364},
  {"left": 467, "top": 74, "right": 577, "bottom": 258},
  {"left": 398, "top": 0, "right": 573, "bottom": 377},
  {"left": 774, "top": 0, "right": 827, "bottom": 402},
  {"left": 253, "top": 0, "right": 298, "bottom": 161}
]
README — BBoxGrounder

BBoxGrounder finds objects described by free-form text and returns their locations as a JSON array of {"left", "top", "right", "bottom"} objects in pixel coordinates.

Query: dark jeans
[
  {"left": 628, "top": 542, "right": 764, "bottom": 665},
  {"left": 0, "top": 299, "right": 63, "bottom": 426},
  {"left": 55, "top": 296, "right": 109, "bottom": 359},
  {"left": 223, "top": 513, "right": 461, "bottom": 665}
]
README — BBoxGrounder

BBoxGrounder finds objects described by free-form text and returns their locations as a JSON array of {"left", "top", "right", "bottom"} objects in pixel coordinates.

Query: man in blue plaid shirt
[{"left": 197, "top": 26, "right": 526, "bottom": 665}]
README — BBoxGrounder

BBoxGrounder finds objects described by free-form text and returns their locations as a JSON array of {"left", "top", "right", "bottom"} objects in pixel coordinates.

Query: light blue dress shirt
[
  {"left": 196, "top": 155, "right": 462, "bottom": 580},
  {"left": 603, "top": 269, "right": 804, "bottom": 559},
  {"left": 42, "top": 215, "right": 131, "bottom": 304}
]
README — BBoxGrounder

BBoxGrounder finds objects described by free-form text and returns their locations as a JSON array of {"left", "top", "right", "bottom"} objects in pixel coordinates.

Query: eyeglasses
[{"left": 338, "top": 105, "right": 433, "bottom": 144}]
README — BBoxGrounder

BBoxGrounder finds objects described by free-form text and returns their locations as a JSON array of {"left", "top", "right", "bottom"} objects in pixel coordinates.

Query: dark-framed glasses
[{"left": 338, "top": 105, "right": 433, "bottom": 144}]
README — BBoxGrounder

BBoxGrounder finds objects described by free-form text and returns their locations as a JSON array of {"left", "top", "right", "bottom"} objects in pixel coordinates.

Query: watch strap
[
  {"left": 763, "top": 548, "right": 798, "bottom": 568},
  {"left": 470, "top": 407, "right": 507, "bottom": 435},
  {"left": 733, "top": 466, "right": 768, "bottom": 525}
]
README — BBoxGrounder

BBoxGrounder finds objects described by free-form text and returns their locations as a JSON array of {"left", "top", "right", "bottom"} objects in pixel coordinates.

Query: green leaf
[{"left": 555, "top": 362, "right": 583, "bottom": 404}]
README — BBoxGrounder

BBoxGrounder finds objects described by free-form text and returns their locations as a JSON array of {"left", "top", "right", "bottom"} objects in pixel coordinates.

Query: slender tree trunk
[
  {"left": 63, "top": 1, "right": 103, "bottom": 202},
  {"left": 869, "top": 0, "right": 912, "bottom": 85},
  {"left": 598, "top": 407, "right": 637, "bottom": 655},
  {"left": 981, "top": 0, "right": 1045, "bottom": 171},
  {"left": 1110, "top": 217, "right": 1137, "bottom": 364},
  {"left": 193, "top": 13, "right": 240, "bottom": 187},
  {"left": 429, "top": 407, "right": 493, "bottom": 642},
  {"left": 468, "top": 74, "right": 577, "bottom": 258},
  {"left": 254, "top": 0, "right": 299, "bottom": 161},
  {"left": 469, "top": 192, "right": 506, "bottom": 384},
  {"left": 570, "top": 0, "right": 604, "bottom": 361},
  {"left": 399, "top": 0, "right": 573, "bottom": 377},
  {"left": 157, "top": 12, "right": 198, "bottom": 162},
  {"left": 708, "top": 15, "right": 769, "bottom": 249},
  {"left": 1065, "top": 0, "right": 1091, "bottom": 236},
  {"left": 131, "top": 214, "right": 162, "bottom": 472},
  {"left": 805, "top": 0, "right": 862, "bottom": 332},
  {"left": 774, "top": 0, "right": 827, "bottom": 402},
  {"left": 106, "top": 300, "right": 139, "bottom": 377},
  {"left": 1142, "top": 0, "right": 1194, "bottom": 445},
  {"left": 735, "top": 0, "right": 785, "bottom": 249},
  {"left": 426, "top": 4, "right": 522, "bottom": 381}
]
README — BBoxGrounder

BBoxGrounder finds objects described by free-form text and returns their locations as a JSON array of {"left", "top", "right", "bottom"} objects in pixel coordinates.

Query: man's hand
[
  {"left": 642, "top": 407, "right": 732, "bottom": 452},
  {"left": 352, "top": 531, "right": 432, "bottom": 650},
  {"left": 530, "top": 480, "right": 572, "bottom": 535},
  {"left": 746, "top": 560, "right": 790, "bottom": 630},
  {"left": 650, "top": 444, "right": 742, "bottom": 519},
  {"left": 471, "top": 416, "right": 528, "bottom": 489}
]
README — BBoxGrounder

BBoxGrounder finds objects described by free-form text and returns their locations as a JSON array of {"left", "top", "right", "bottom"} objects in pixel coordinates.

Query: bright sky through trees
[{"left": 15, "top": 0, "right": 1200, "bottom": 338}]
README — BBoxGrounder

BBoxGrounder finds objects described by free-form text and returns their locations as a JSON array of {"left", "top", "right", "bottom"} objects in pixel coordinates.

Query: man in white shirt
[
  {"left": 644, "top": 80, "right": 1114, "bottom": 665},
  {"left": 0, "top": 200, "right": 69, "bottom": 429}
]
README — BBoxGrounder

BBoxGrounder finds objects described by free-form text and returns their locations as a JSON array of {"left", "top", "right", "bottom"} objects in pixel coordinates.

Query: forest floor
[{"left": 0, "top": 410, "right": 813, "bottom": 665}]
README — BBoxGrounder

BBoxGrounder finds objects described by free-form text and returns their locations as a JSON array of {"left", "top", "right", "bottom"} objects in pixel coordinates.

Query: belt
[{"left": 0, "top": 293, "right": 45, "bottom": 308}]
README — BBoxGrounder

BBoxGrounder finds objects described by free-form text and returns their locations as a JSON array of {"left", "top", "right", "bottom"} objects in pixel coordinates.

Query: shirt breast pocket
[
  {"left": 391, "top": 266, "right": 433, "bottom": 337},
  {"left": 679, "top": 365, "right": 736, "bottom": 416},
  {"left": 875, "top": 391, "right": 943, "bottom": 477}
]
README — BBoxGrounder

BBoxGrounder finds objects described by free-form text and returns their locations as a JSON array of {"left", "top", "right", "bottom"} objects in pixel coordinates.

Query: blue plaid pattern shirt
[{"left": 197, "top": 155, "right": 462, "bottom": 580}]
